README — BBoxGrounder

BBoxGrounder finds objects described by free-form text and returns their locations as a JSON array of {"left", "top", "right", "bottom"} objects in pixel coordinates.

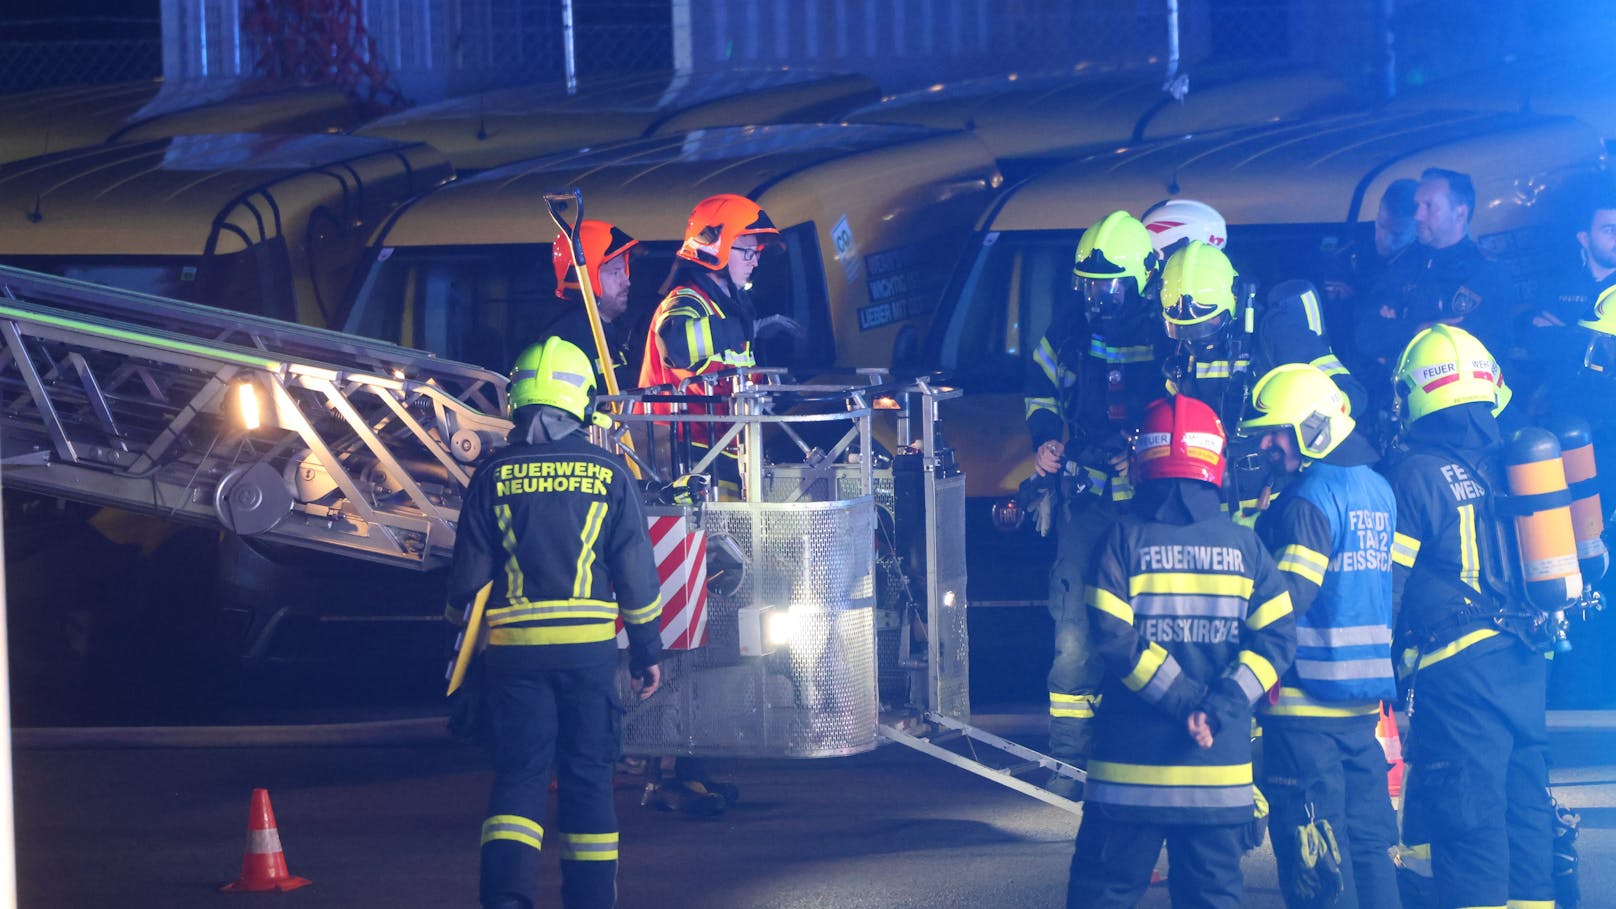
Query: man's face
[
  {"left": 1258, "top": 429, "right": 1303, "bottom": 474},
  {"left": 1374, "top": 201, "right": 1416, "bottom": 259},
  {"left": 595, "top": 254, "right": 630, "bottom": 322},
  {"left": 727, "top": 236, "right": 762, "bottom": 287},
  {"left": 1579, "top": 209, "right": 1616, "bottom": 277},
  {"left": 1415, "top": 177, "right": 1468, "bottom": 249}
]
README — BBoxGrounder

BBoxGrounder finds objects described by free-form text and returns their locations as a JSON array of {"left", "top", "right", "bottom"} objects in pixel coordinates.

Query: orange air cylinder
[
  {"left": 1543, "top": 414, "right": 1608, "bottom": 585},
  {"left": 1504, "top": 427, "right": 1583, "bottom": 612}
]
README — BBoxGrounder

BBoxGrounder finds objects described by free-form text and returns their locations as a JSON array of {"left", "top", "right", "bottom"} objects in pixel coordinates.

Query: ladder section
[
  {"left": 0, "top": 265, "right": 510, "bottom": 569},
  {"left": 878, "top": 712, "right": 1083, "bottom": 815}
]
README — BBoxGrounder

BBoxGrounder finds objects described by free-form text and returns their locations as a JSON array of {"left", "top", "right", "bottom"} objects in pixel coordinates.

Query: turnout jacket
[
  {"left": 1385, "top": 403, "right": 1519, "bottom": 678},
  {"left": 1024, "top": 305, "right": 1159, "bottom": 505},
  {"left": 447, "top": 430, "right": 663, "bottom": 673},
  {"left": 1085, "top": 480, "right": 1297, "bottom": 825},
  {"left": 639, "top": 268, "right": 756, "bottom": 389},
  {"left": 1255, "top": 433, "right": 1396, "bottom": 721}
]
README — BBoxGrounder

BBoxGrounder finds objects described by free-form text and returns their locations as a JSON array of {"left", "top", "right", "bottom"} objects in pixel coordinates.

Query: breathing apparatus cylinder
[
  {"left": 1505, "top": 428, "right": 1582, "bottom": 652},
  {"left": 1541, "top": 413, "right": 1608, "bottom": 586}
]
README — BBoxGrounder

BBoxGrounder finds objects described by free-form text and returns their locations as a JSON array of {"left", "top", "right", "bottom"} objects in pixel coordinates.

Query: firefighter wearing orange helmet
[{"left": 549, "top": 219, "right": 638, "bottom": 389}]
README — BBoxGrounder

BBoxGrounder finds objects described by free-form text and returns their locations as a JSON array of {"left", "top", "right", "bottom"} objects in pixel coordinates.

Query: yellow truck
[
  {"left": 353, "top": 68, "right": 881, "bottom": 173},
  {"left": 340, "top": 122, "right": 1001, "bottom": 375},
  {"left": 909, "top": 108, "right": 1608, "bottom": 604},
  {"left": 0, "top": 132, "right": 451, "bottom": 328},
  {"left": 0, "top": 79, "right": 383, "bottom": 166}
]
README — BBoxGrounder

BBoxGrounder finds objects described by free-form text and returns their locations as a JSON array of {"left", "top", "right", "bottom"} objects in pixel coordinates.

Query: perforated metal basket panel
[
  {"left": 621, "top": 497, "right": 878, "bottom": 758},
  {"left": 930, "top": 475, "right": 971, "bottom": 720}
]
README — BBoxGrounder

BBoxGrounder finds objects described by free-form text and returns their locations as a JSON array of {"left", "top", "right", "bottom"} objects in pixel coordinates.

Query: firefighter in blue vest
[
  {"left": 447, "top": 336, "right": 664, "bottom": 909},
  {"left": 1024, "top": 210, "right": 1163, "bottom": 796},
  {"left": 1385, "top": 324, "right": 1554, "bottom": 909},
  {"left": 1068, "top": 393, "right": 1296, "bottom": 909},
  {"left": 1239, "top": 363, "right": 1401, "bottom": 909},
  {"left": 1158, "top": 241, "right": 1368, "bottom": 520}
]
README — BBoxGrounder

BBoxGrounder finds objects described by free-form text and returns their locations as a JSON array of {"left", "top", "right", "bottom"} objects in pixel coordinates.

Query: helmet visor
[
  {"left": 1075, "top": 275, "right": 1131, "bottom": 320},
  {"left": 1164, "top": 306, "right": 1231, "bottom": 342},
  {"left": 1586, "top": 333, "right": 1616, "bottom": 376}
]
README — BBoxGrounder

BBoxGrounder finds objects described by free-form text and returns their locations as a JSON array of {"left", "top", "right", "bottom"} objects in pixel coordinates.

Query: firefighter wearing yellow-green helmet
[
  {"left": 1382, "top": 321, "right": 1556, "bottom": 909},
  {"left": 1071, "top": 210, "right": 1158, "bottom": 321},
  {"left": 509, "top": 336, "right": 597, "bottom": 422},
  {"left": 1159, "top": 240, "right": 1239, "bottom": 343},
  {"left": 1239, "top": 362, "right": 1355, "bottom": 462}
]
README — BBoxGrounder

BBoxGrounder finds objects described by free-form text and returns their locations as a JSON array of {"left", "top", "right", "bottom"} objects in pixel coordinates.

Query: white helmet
[{"left": 1143, "top": 199, "right": 1227, "bottom": 258}]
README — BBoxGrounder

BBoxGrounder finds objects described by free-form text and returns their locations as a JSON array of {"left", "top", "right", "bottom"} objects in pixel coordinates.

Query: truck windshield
[{"left": 343, "top": 222, "right": 833, "bottom": 375}]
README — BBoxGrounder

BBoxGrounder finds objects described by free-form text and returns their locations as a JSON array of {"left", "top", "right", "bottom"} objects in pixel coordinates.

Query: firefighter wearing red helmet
[
  {"left": 1067, "top": 394, "right": 1295, "bottom": 909},
  {"left": 638, "top": 193, "right": 787, "bottom": 389},
  {"left": 549, "top": 219, "right": 638, "bottom": 389}
]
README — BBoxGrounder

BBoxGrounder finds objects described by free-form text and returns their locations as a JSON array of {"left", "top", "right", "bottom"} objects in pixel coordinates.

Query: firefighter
[
  {"left": 1384, "top": 324, "right": 1554, "bottom": 909},
  {"left": 1158, "top": 241, "right": 1367, "bottom": 519},
  {"left": 1023, "top": 210, "right": 1163, "bottom": 795},
  {"left": 547, "top": 219, "right": 639, "bottom": 390},
  {"left": 1067, "top": 394, "right": 1296, "bottom": 909},
  {"left": 639, "top": 193, "right": 793, "bottom": 389},
  {"left": 447, "top": 336, "right": 664, "bottom": 909},
  {"left": 1239, "top": 363, "right": 1400, "bottom": 909}
]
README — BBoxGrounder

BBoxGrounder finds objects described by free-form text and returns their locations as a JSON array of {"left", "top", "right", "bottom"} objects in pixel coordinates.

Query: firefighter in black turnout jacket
[
  {"left": 1240, "top": 364, "right": 1401, "bottom": 909},
  {"left": 1158, "top": 241, "right": 1367, "bottom": 522},
  {"left": 447, "top": 336, "right": 664, "bottom": 909},
  {"left": 1024, "top": 210, "right": 1163, "bottom": 794},
  {"left": 1385, "top": 325, "right": 1555, "bottom": 909},
  {"left": 1067, "top": 394, "right": 1296, "bottom": 909}
]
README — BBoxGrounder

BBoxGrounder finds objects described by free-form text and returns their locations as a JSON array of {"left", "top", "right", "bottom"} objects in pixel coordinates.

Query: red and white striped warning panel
[{"left": 618, "top": 514, "right": 708, "bottom": 650}]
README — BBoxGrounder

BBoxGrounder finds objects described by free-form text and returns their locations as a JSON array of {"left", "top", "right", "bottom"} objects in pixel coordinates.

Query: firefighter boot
[{"left": 675, "top": 757, "right": 740, "bottom": 805}]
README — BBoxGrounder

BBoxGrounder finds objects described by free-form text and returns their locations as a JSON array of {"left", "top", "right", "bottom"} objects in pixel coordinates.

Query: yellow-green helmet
[
  {"left": 509, "top": 336, "right": 596, "bottom": 421},
  {"left": 1073, "top": 210, "right": 1158, "bottom": 293},
  {"left": 1160, "top": 240, "right": 1237, "bottom": 341},
  {"left": 1393, "top": 324, "right": 1511, "bottom": 424},
  {"left": 1239, "top": 363, "right": 1355, "bottom": 460},
  {"left": 1580, "top": 284, "right": 1616, "bottom": 374}
]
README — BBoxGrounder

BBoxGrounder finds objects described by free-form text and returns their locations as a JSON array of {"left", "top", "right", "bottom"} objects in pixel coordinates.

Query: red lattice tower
[{"left": 242, "top": 0, "right": 408, "bottom": 110}]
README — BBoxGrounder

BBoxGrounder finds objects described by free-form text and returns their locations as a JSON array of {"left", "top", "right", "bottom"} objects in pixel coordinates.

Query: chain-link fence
[{"left": 0, "top": 19, "right": 162, "bottom": 93}]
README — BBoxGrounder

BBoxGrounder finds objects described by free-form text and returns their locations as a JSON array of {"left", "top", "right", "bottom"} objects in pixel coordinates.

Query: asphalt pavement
[{"left": 13, "top": 713, "right": 1616, "bottom": 908}]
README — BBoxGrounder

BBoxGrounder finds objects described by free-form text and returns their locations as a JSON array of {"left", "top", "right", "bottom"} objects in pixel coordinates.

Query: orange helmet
[
  {"left": 677, "top": 194, "right": 779, "bottom": 270},
  {"left": 1133, "top": 395, "right": 1228, "bottom": 487},
  {"left": 553, "top": 220, "right": 637, "bottom": 299}
]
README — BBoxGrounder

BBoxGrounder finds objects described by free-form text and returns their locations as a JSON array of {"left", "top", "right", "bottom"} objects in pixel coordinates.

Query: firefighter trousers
[
  {"left": 1066, "top": 806, "right": 1246, "bottom": 909},
  {"left": 1047, "top": 504, "right": 1108, "bottom": 764},
  {"left": 1403, "top": 638, "right": 1553, "bottom": 909},
  {"left": 480, "top": 656, "right": 623, "bottom": 909},
  {"left": 1262, "top": 715, "right": 1401, "bottom": 909}
]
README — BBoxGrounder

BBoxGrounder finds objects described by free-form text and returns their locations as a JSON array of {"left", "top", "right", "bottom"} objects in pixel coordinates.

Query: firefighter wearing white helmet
[
  {"left": 447, "top": 336, "right": 664, "bottom": 909},
  {"left": 1143, "top": 198, "right": 1228, "bottom": 259},
  {"left": 1158, "top": 241, "right": 1368, "bottom": 520},
  {"left": 1382, "top": 324, "right": 1555, "bottom": 909},
  {"left": 1022, "top": 210, "right": 1163, "bottom": 796},
  {"left": 1239, "top": 363, "right": 1400, "bottom": 909}
]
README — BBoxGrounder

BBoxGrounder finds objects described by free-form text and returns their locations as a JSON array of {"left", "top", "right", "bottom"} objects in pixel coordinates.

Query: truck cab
[
  {"left": 914, "top": 108, "right": 1608, "bottom": 603},
  {"left": 0, "top": 132, "right": 452, "bottom": 328},
  {"left": 341, "top": 122, "right": 1002, "bottom": 376}
]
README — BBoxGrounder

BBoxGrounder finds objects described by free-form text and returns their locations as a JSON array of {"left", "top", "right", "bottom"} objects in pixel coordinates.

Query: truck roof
[
  {"left": 845, "top": 65, "right": 1361, "bottom": 160},
  {"left": 1387, "top": 59, "right": 1616, "bottom": 141},
  {"left": 986, "top": 108, "right": 1604, "bottom": 234},
  {"left": 375, "top": 122, "right": 984, "bottom": 246},
  {"left": 0, "top": 133, "right": 451, "bottom": 256},
  {"left": 0, "top": 79, "right": 379, "bottom": 166},
  {"left": 353, "top": 68, "right": 882, "bottom": 172}
]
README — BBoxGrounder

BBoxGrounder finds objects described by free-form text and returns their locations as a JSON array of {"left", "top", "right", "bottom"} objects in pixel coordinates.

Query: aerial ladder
[{"left": 0, "top": 263, "right": 1081, "bottom": 813}]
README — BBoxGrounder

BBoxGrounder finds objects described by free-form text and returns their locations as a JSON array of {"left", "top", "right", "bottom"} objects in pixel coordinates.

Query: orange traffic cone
[
  {"left": 221, "top": 788, "right": 312, "bottom": 893},
  {"left": 1376, "top": 703, "right": 1404, "bottom": 799}
]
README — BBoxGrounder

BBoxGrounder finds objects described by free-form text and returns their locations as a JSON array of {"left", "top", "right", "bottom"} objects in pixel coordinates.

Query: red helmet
[
  {"left": 553, "top": 220, "right": 637, "bottom": 299},
  {"left": 676, "top": 194, "right": 779, "bottom": 270},
  {"left": 1133, "top": 395, "right": 1228, "bottom": 487}
]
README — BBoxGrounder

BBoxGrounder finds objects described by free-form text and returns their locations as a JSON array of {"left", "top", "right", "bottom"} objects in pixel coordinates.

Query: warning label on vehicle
[{"left": 856, "top": 245, "right": 942, "bottom": 331}]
